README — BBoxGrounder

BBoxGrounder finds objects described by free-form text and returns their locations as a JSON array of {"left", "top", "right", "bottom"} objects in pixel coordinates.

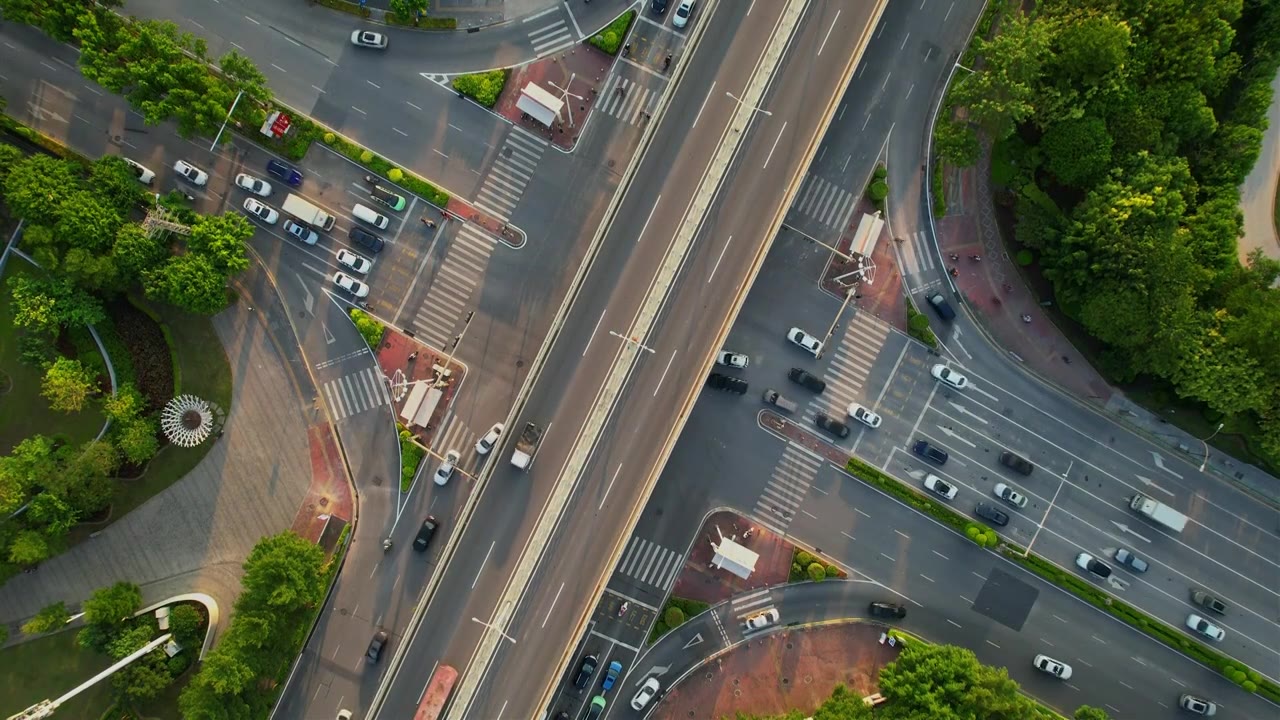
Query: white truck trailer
[
  {"left": 1129, "top": 493, "right": 1189, "bottom": 533},
  {"left": 282, "top": 193, "right": 336, "bottom": 231}
]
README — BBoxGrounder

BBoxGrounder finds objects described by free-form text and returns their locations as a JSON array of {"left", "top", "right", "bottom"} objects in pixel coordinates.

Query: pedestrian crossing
[
  {"left": 430, "top": 414, "right": 477, "bottom": 463},
  {"left": 527, "top": 18, "right": 575, "bottom": 58},
  {"left": 751, "top": 444, "right": 821, "bottom": 535},
  {"left": 616, "top": 536, "right": 684, "bottom": 592},
  {"left": 896, "top": 229, "right": 940, "bottom": 279},
  {"left": 732, "top": 588, "right": 777, "bottom": 636},
  {"left": 410, "top": 222, "right": 498, "bottom": 349},
  {"left": 473, "top": 129, "right": 548, "bottom": 222},
  {"left": 802, "top": 311, "right": 891, "bottom": 422},
  {"left": 789, "top": 173, "right": 857, "bottom": 234},
  {"left": 322, "top": 366, "right": 391, "bottom": 422},
  {"left": 595, "top": 77, "right": 659, "bottom": 127}
]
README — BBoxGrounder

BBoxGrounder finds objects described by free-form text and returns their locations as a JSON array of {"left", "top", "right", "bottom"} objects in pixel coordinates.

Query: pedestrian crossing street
[
  {"left": 527, "top": 17, "right": 576, "bottom": 58},
  {"left": 801, "top": 311, "right": 891, "bottom": 422},
  {"left": 595, "top": 77, "right": 660, "bottom": 128},
  {"left": 615, "top": 535, "right": 684, "bottom": 593},
  {"left": 323, "top": 365, "right": 391, "bottom": 422},
  {"left": 733, "top": 588, "right": 778, "bottom": 636},
  {"left": 474, "top": 129, "right": 548, "bottom": 222},
  {"left": 410, "top": 222, "right": 497, "bottom": 349},
  {"left": 896, "top": 229, "right": 940, "bottom": 279},
  {"left": 751, "top": 444, "right": 821, "bottom": 536},
  {"left": 789, "top": 172, "right": 857, "bottom": 235}
]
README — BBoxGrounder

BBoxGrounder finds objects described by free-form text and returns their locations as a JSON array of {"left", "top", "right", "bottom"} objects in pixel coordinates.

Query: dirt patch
[{"left": 654, "top": 622, "right": 901, "bottom": 720}]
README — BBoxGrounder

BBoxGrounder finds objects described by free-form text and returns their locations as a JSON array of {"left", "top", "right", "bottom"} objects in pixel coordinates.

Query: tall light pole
[
  {"left": 209, "top": 90, "right": 244, "bottom": 151},
  {"left": 818, "top": 288, "right": 856, "bottom": 359},
  {"left": 1198, "top": 422, "right": 1225, "bottom": 472},
  {"left": 432, "top": 311, "right": 474, "bottom": 388}
]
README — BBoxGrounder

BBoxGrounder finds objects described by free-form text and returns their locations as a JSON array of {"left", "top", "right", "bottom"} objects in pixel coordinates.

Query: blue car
[
  {"left": 601, "top": 660, "right": 622, "bottom": 692},
  {"left": 266, "top": 158, "right": 302, "bottom": 186}
]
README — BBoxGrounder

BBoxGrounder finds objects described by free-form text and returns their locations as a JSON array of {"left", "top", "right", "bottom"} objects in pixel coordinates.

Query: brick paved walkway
[
  {"left": 492, "top": 43, "right": 614, "bottom": 150},
  {"left": 819, "top": 200, "right": 907, "bottom": 333},
  {"left": 376, "top": 329, "right": 465, "bottom": 448},
  {"left": 292, "top": 424, "right": 353, "bottom": 545},
  {"left": 654, "top": 623, "right": 899, "bottom": 720},
  {"left": 670, "top": 510, "right": 794, "bottom": 606}
]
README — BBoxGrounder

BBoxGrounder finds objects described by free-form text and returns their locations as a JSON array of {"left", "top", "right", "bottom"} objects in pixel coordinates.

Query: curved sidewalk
[{"left": 0, "top": 266, "right": 318, "bottom": 645}]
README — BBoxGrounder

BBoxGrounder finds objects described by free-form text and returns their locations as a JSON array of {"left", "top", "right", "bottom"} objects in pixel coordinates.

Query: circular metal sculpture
[{"left": 160, "top": 394, "right": 215, "bottom": 447}]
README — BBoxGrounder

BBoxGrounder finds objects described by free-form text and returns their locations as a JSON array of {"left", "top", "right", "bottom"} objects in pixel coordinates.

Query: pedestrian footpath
[
  {"left": 410, "top": 222, "right": 498, "bottom": 349},
  {"left": 752, "top": 444, "right": 822, "bottom": 536},
  {"left": 789, "top": 173, "right": 857, "bottom": 235},
  {"left": 473, "top": 128, "right": 549, "bottom": 222},
  {"left": 616, "top": 536, "right": 685, "bottom": 593},
  {"left": 321, "top": 363, "right": 390, "bottom": 422},
  {"left": 802, "top": 311, "right": 891, "bottom": 422},
  {"left": 595, "top": 77, "right": 661, "bottom": 127}
]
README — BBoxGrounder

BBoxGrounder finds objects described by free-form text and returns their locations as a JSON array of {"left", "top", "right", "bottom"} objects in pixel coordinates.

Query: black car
[
  {"left": 366, "top": 630, "right": 388, "bottom": 663},
  {"left": 814, "top": 412, "right": 849, "bottom": 438},
  {"left": 999, "top": 450, "right": 1034, "bottom": 475},
  {"left": 573, "top": 654, "right": 598, "bottom": 689},
  {"left": 787, "top": 367, "right": 826, "bottom": 393},
  {"left": 651, "top": 0, "right": 669, "bottom": 14},
  {"left": 413, "top": 516, "right": 438, "bottom": 552},
  {"left": 707, "top": 372, "right": 748, "bottom": 394},
  {"left": 868, "top": 601, "right": 906, "bottom": 619},
  {"left": 911, "top": 440, "right": 948, "bottom": 465},
  {"left": 349, "top": 226, "right": 385, "bottom": 254},
  {"left": 266, "top": 158, "right": 303, "bottom": 186},
  {"left": 927, "top": 292, "right": 956, "bottom": 321},
  {"left": 974, "top": 502, "right": 1010, "bottom": 527}
]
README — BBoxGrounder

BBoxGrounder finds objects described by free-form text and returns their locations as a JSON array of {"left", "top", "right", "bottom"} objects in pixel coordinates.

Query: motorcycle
[
  {"left": 618, "top": 602, "right": 630, "bottom": 617},
  {"left": 382, "top": 538, "right": 393, "bottom": 552}
]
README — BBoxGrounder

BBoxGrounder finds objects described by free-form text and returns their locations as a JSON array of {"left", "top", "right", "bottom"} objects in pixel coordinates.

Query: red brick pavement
[
  {"left": 493, "top": 44, "right": 614, "bottom": 150},
  {"left": 653, "top": 623, "right": 901, "bottom": 720},
  {"left": 820, "top": 201, "right": 908, "bottom": 333},
  {"left": 935, "top": 161, "right": 1113, "bottom": 402},
  {"left": 670, "top": 510, "right": 794, "bottom": 606},
  {"left": 375, "top": 329, "right": 465, "bottom": 448},
  {"left": 442, "top": 196, "right": 524, "bottom": 248},
  {"left": 761, "top": 411, "right": 849, "bottom": 466},
  {"left": 291, "top": 424, "right": 352, "bottom": 547}
]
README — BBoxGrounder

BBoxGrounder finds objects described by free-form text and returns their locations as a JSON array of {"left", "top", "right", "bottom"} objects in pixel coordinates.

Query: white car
[
  {"left": 475, "top": 423, "right": 505, "bottom": 455},
  {"left": 743, "top": 608, "right": 779, "bottom": 631},
  {"left": 283, "top": 219, "right": 319, "bottom": 245},
  {"left": 930, "top": 364, "right": 968, "bottom": 389},
  {"left": 243, "top": 198, "right": 279, "bottom": 224},
  {"left": 234, "top": 173, "right": 273, "bottom": 197},
  {"left": 673, "top": 0, "right": 695, "bottom": 28},
  {"left": 1186, "top": 614, "right": 1225, "bottom": 641},
  {"left": 992, "top": 482, "right": 1028, "bottom": 508},
  {"left": 1032, "top": 654, "right": 1072, "bottom": 680},
  {"left": 847, "top": 403, "right": 882, "bottom": 428},
  {"left": 336, "top": 249, "right": 373, "bottom": 275},
  {"left": 433, "top": 449, "right": 459, "bottom": 486},
  {"left": 333, "top": 272, "right": 370, "bottom": 298},
  {"left": 123, "top": 158, "right": 155, "bottom": 185},
  {"left": 1179, "top": 694, "right": 1217, "bottom": 716},
  {"left": 717, "top": 350, "right": 749, "bottom": 368},
  {"left": 173, "top": 159, "right": 208, "bottom": 186},
  {"left": 786, "top": 327, "right": 822, "bottom": 356},
  {"left": 631, "top": 677, "right": 660, "bottom": 711},
  {"left": 351, "top": 30, "right": 388, "bottom": 48},
  {"left": 923, "top": 474, "right": 957, "bottom": 500}
]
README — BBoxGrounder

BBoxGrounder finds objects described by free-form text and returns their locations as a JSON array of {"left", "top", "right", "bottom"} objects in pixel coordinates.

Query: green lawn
[
  {"left": 0, "top": 261, "right": 107, "bottom": 453},
  {"left": 0, "top": 629, "right": 115, "bottom": 718}
]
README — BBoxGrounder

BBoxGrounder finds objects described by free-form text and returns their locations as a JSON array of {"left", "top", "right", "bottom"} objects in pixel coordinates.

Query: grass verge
[
  {"left": 648, "top": 596, "right": 709, "bottom": 644},
  {"left": 398, "top": 424, "right": 425, "bottom": 492},
  {"left": 0, "top": 629, "right": 115, "bottom": 718},
  {"left": 843, "top": 457, "right": 1280, "bottom": 703},
  {"left": 588, "top": 10, "right": 636, "bottom": 55},
  {"left": 904, "top": 302, "right": 938, "bottom": 348},
  {"left": 788, "top": 548, "right": 847, "bottom": 582}
]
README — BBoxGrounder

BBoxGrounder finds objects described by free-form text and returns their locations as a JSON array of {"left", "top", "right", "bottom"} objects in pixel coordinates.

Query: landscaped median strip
[{"left": 843, "top": 456, "right": 1280, "bottom": 704}]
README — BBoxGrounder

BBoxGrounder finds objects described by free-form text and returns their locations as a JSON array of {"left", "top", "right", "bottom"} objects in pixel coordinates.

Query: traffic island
[
  {"left": 818, "top": 197, "right": 907, "bottom": 334},
  {"left": 667, "top": 510, "right": 794, "bottom": 607},
  {"left": 655, "top": 622, "right": 898, "bottom": 719},
  {"left": 375, "top": 329, "right": 465, "bottom": 450},
  {"left": 490, "top": 41, "right": 615, "bottom": 151}
]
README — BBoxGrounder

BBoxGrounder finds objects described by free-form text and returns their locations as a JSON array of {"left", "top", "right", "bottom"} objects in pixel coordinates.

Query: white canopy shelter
[{"left": 517, "top": 83, "right": 563, "bottom": 127}]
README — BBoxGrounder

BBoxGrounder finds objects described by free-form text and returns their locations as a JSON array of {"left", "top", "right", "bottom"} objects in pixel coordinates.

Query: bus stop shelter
[{"left": 516, "top": 83, "right": 563, "bottom": 127}]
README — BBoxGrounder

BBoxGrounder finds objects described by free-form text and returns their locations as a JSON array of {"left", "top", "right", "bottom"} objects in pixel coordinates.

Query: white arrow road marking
[
  {"left": 968, "top": 383, "right": 1000, "bottom": 402},
  {"left": 1111, "top": 521, "right": 1152, "bottom": 544},
  {"left": 937, "top": 425, "right": 978, "bottom": 447},
  {"left": 323, "top": 324, "right": 335, "bottom": 345},
  {"left": 648, "top": 663, "right": 672, "bottom": 676},
  {"left": 1133, "top": 474, "right": 1173, "bottom": 497},
  {"left": 946, "top": 402, "right": 990, "bottom": 424},
  {"left": 1150, "top": 452, "right": 1184, "bottom": 479}
]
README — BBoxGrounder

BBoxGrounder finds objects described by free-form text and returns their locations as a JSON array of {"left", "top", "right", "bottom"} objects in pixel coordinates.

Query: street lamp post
[
  {"left": 433, "top": 311, "right": 475, "bottom": 388},
  {"left": 818, "top": 288, "right": 856, "bottom": 359},
  {"left": 209, "top": 90, "right": 244, "bottom": 152},
  {"left": 1198, "top": 422, "right": 1225, "bottom": 472}
]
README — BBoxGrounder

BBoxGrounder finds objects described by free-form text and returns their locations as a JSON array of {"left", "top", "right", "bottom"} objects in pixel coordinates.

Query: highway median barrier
[{"left": 842, "top": 456, "right": 1280, "bottom": 704}]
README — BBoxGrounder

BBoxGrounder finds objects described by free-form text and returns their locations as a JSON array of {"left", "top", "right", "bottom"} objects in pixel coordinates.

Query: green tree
[
  {"left": 3, "top": 153, "right": 83, "bottom": 226},
  {"left": 218, "top": 51, "right": 272, "bottom": 109},
  {"left": 8, "top": 529, "right": 51, "bottom": 565},
  {"left": 238, "top": 532, "right": 328, "bottom": 615},
  {"left": 169, "top": 604, "right": 204, "bottom": 648},
  {"left": 0, "top": 435, "right": 59, "bottom": 515},
  {"left": 388, "top": 0, "right": 428, "bottom": 22},
  {"left": 89, "top": 155, "right": 147, "bottom": 214},
  {"left": 1040, "top": 115, "right": 1113, "bottom": 188},
  {"left": 144, "top": 253, "right": 230, "bottom": 314},
  {"left": 25, "top": 491, "right": 80, "bottom": 536},
  {"left": 188, "top": 212, "right": 253, "bottom": 275},
  {"left": 1036, "top": 11, "right": 1131, "bottom": 127},
  {"left": 934, "top": 117, "right": 980, "bottom": 167},
  {"left": 112, "top": 222, "right": 170, "bottom": 283},
  {"left": 22, "top": 601, "right": 72, "bottom": 635},
  {"left": 104, "top": 382, "right": 147, "bottom": 424},
  {"left": 7, "top": 275, "right": 106, "bottom": 334},
  {"left": 41, "top": 356, "right": 97, "bottom": 412},
  {"left": 0, "top": 142, "right": 25, "bottom": 186},
  {"left": 17, "top": 224, "right": 62, "bottom": 271},
  {"left": 82, "top": 580, "right": 143, "bottom": 628},
  {"left": 950, "top": 12, "right": 1051, "bottom": 141},
  {"left": 1074, "top": 705, "right": 1111, "bottom": 720},
  {"left": 0, "top": 0, "right": 121, "bottom": 41},
  {"left": 878, "top": 642, "right": 1035, "bottom": 720},
  {"left": 117, "top": 419, "right": 161, "bottom": 465},
  {"left": 812, "top": 684, "right": 874, "bottom": 720},
  {"left": 45, "top": 439, "right": 119, "bottom": 514}
]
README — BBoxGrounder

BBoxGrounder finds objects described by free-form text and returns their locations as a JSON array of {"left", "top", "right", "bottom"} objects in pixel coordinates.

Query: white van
[{"left": 352, "top": 203, "right": 389, "bottom": 230}]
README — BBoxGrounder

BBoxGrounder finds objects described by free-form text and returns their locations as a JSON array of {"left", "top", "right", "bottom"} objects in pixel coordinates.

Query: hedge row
[
  {"left": 349, "top": 308, "right": 385, "bottom": 349},
  {"left": 588, "top": 10, "right": 636, "bottom": 56},
  {"left": 789, "top": 548, "right": 846, "bottom": 582},
  {"left": 843, "top": 457, "right": 1280, "bottom": 704},
  {"left": 648, "top": 596, "right": 709, "bottom": 644},
  {"left": 451, "top": 70, "right": 509, "bottom": 109},
  {"left": 321, "top": 132, "right": 449, "bottom": 207},
  {"left": 397, "top": 425, "right": 425, "bottom": 492}
]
